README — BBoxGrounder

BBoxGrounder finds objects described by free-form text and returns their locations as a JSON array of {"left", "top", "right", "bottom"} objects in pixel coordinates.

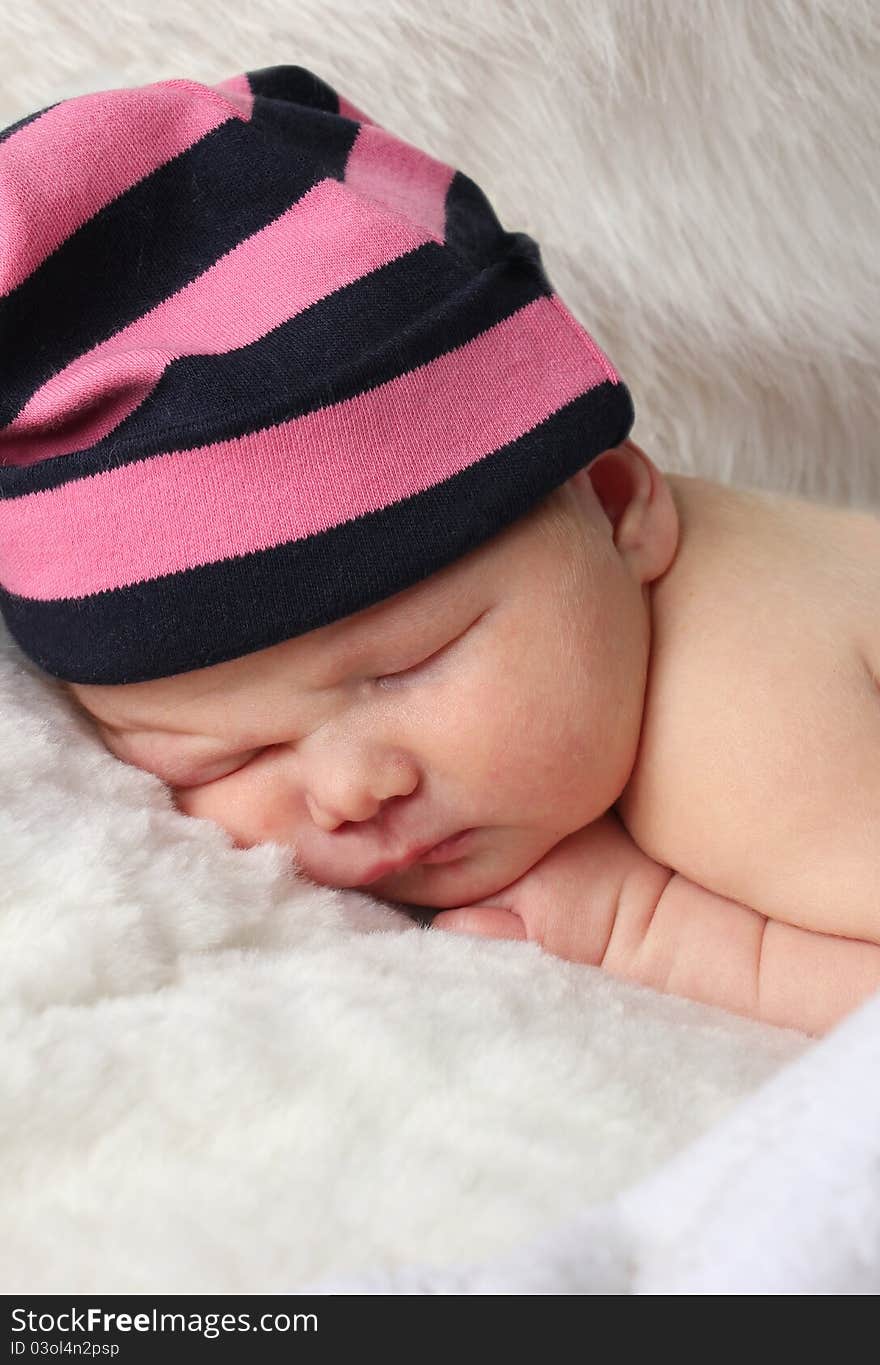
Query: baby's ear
[{"left": 587, "top": 441, "right": 679, "bottom": 585}]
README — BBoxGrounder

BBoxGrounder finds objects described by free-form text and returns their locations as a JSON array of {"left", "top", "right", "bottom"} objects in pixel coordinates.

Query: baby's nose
[
  {"left": 304, "top": 749, "right": 420, "bottom": 832},
  {"left": 305, "top": 789, "right": 372, "bottom": 831}
]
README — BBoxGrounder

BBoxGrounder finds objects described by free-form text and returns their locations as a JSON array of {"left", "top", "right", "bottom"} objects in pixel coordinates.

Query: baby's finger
[{"left": 430, "top": 907, "right": 528, "bottom": 941}]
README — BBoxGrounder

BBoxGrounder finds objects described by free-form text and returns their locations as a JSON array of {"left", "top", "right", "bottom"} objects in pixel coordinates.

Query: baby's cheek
[
  {"left": 186, "top": 754, "right": 312, "bottom": 853},
  {"left": 171, "top": 772, "right": 258, "bottom": 848},
  {"left": 528, "top": 709, "right": 618, "bottom": 817}
]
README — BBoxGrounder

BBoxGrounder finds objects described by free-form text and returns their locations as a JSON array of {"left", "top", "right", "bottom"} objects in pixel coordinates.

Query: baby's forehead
[
  {"left": 69, "top": 507, "right": 552, "bottom": 734},
  {"left": 71, "top": 563, "right": 473, "bottom": 733}
]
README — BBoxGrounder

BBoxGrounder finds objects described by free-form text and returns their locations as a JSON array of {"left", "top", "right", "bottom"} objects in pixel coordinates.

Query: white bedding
[
  {"left": 2, "top": 0, "right": 878, "bottom": 1294},
  {"left": 0, "top": 643, "right": 808, "bottom": 1292},
  {"left": 312, "top": 989, "right": 880, "bottom": 1294}
]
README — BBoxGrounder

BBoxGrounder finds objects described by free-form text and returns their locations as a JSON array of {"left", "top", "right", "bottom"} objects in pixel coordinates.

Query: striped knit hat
[{"left": 0, "top": 64, "right": 634, "bottom": 685}]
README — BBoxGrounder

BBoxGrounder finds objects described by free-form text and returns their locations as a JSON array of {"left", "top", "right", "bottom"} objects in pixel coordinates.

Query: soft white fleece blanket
[
  {"left": 0, "top": 642, "right": 809, "bottom": 1293},
  {"left": 2, "top": 0, "right": 879, "bottom": 1294},
  {"left": 313, "top": 989, "right": 880, "bottom": 1294}
]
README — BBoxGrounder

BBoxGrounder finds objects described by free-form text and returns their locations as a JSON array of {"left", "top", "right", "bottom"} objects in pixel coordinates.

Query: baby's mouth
[
  {"left": 356, "top": 829, "right": 477, "bottom": 885},
  {"left": 413, "top": 828, "right": 477, "bottom": 863}
]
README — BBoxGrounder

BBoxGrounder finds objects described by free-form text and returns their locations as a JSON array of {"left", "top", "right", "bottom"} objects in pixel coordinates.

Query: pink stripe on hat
[
  {"left": 345, "top": 121, "right": 456, "bottom": 243},
  {"left": 1, "top": 294, "right": 614, "bottom": 600},
  {"left": 0, "top": 79, "right": 249, "bottom": 296},
  {"left": 2, "top": 178, "right": 438, "bottom": 469}
]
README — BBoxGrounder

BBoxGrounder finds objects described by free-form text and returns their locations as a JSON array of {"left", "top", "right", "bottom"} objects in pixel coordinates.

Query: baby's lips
[{"left": 416, "top": 828, "right": 477, "bottom": 863}]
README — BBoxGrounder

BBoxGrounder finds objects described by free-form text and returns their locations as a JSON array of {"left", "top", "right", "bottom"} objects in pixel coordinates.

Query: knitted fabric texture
[{"left": 0, "top": 63, "right": 634, "bottom": 685}]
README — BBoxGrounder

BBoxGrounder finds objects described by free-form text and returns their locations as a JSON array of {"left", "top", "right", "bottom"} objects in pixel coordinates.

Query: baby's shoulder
[{"left": 617, "top": 479, "right": 880, "bottom": 939}]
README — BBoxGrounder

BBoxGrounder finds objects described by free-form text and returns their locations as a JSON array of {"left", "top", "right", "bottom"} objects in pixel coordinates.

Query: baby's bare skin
[
  {"left": 64, "top": 442, "right": 880, "bottom": 1037},
  {"left": 434, "top": 475, "right": 880, "bottom": 1034}
]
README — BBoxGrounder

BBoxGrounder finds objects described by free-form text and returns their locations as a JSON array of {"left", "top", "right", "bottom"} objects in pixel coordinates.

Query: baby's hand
[
  {"left": 431, "top": 811, "right": 671, "bottom": 970},
  {"left": 430, "top": 810, "right": 880, "bottom": 1036}
]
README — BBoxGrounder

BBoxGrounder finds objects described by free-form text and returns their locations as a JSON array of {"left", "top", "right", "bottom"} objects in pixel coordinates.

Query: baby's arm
[
  {"left": 430, "top": 812, "right": 880, "bottom": 1036},
  {"left": 603, "top": 871, "right": 880, "bottom": 1035}
]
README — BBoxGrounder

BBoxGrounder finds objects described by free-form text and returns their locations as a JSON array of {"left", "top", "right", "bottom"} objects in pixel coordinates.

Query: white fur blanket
[{"left": 2, "top": 0, "right": 878, "bottom": 1294}]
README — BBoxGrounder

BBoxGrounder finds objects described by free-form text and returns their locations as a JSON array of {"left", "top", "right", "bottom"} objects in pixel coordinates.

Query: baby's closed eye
[
  {"left": 374, "top": 637, "right": 459, "bottom": 687},
  {"left": 93, "top": 606, "right": 493, "bottom": 790},
  {"left": 374, "top": 607, "right": 491, "bottom": 688},
  {"left": 165, "top": 750, "right": 261, "bottom": 788},
  {"left": 98, "top": 724, "right": 260, "bottom": 790}
]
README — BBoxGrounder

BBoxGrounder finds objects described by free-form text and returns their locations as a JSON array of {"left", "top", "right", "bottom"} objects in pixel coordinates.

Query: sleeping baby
[
  {"left": 3, "top": 65, "right": 878, "bottom": 1039},
  {"left": 61, "top": 442, "right": 880, "bottom": 1038}
]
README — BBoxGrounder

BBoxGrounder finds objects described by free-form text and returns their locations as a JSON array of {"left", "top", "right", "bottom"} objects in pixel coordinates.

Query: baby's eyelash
[
  {"left": 173, "top": 610, "right": 491, "bottom": 780},
  {"left": 375, "top": 642, "right": 447, "bottom": 685},
  {"left": 374, "top": 608, "right": 489, "bottom": 687},
  {"left": 172, "top": 749, "right": 259, "bottom": 787}
]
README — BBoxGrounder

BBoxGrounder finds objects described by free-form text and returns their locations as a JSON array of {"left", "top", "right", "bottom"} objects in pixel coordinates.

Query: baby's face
[{"left": 67, "top": 447, "right": 669, "bottom": 910}]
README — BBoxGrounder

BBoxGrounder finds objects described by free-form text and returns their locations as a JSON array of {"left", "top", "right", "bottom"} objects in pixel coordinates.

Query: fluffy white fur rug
[{"left": 1, "top": 0, "right": 877, "bottom": 1294}]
